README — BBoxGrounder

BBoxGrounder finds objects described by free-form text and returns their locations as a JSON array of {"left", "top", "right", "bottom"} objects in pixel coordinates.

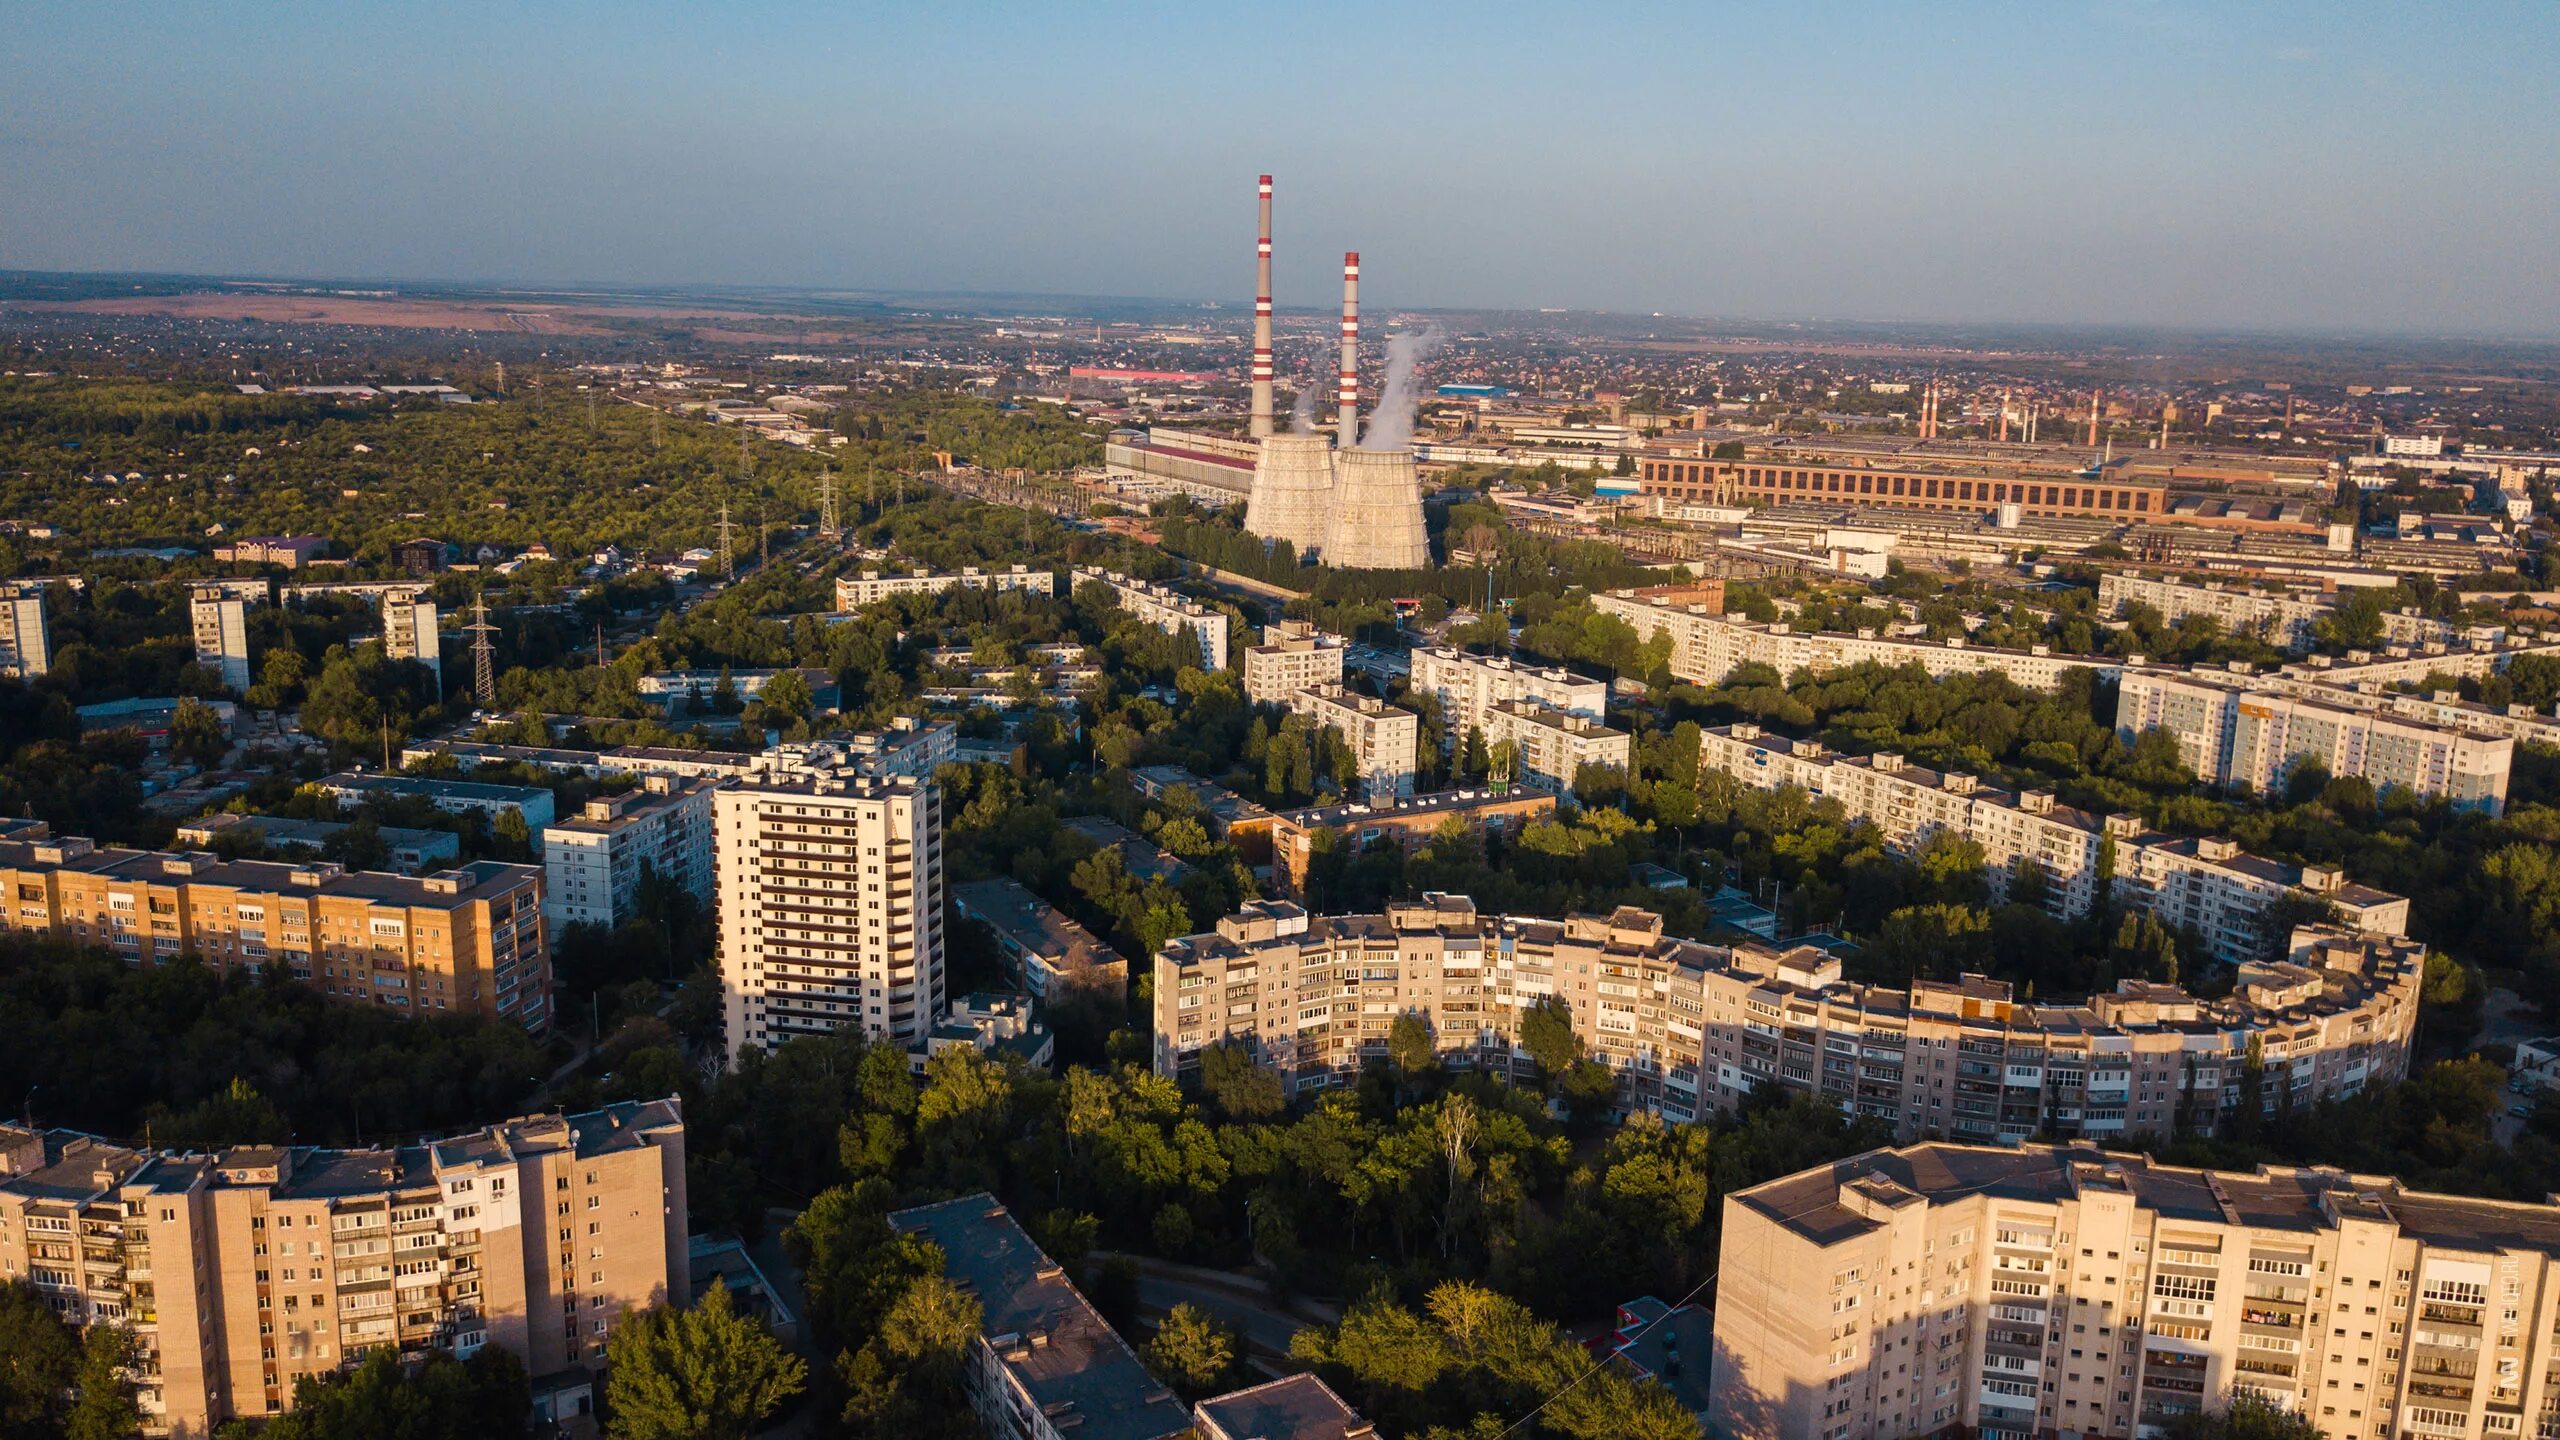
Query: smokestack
[
  {"left": 1250, "top": 175, "right": 1274, "bottom": 440},
  {"left": 2088, "top": 389, "right": 2102, "bottom": 447},
  {"left": 1998, "top": 389, "right": 2010, "bottom": 443},
  {"left": 1337, "top": 251, "right": 1360, "bottom": 442}
]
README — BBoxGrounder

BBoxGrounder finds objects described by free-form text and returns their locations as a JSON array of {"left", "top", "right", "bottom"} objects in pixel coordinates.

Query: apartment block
[
  {"left": 823, "top": 716, "right": 959, "bottom": 779},
  {"left": 0, "top": 1100, "right": 684, "bottom": 1437},
  {"left": 379, "top": 589, "right": 441, "bottom": 697},
  {"left": 540, "top": 775, "right": 715, "bottom": 931},
  {"left": 190, "top": 588, "right": 253, "bottom": 694},
  {"left": 0, "top": 836, "right": 550, "bottom": 1031},
  {"left": 318, "top": 773, "right": 557, "bottom": 836},
  {"left": 833, "top": 564, "right": 1056, "bottom": 611},
  {"left": 887, "top": 1194, "right": 1206, "bottom": 1440},
  {"left": 1592, "top": 591, "right": 2124, "bottom": 692},
  {"left": 1481, "top": 699, "right": 1631, "bottom": 796},
  {"left": 1713, "top": 1141, "right": 2560, "bottom": 1440},
  {"left": 0, "top": 584, "right": 50, "bottom": 678},
  {"left": 1265, "top": 790, "right": 1556, "bottom": 898},
  {"left": 714, "top": 770, "right": 944, "bottom": 1063},
  {"left": 951, "top": 877, "right": 1128, "bottom": 1011},
  {"left": 1072, "top": 566, "right": 1230, "bottom": 671},
  {"left": 1158, "top": 894, "right": 2421, "bottom": 1145},
  {"left": 1194, "top": 1375, "right": 1372, "bottom": 1440},
  {"left": 2098, "top": 572, "right": 2478, "bottom": 654},
  {"left": 1408, "top": 646, "right": 1607, "bottom": 751},
  {"left": 2116, "top": 669, "right": 2514, "bottom": 815},
  {"left": 1242, "top": 619, "right": 1346, "bottom": 705},
  {"left": 1698, "top": 724, "right": 2410, "bottom": 964},
  {"left": 1287, "top": 684, "right": 1420, "bottom": 799}
]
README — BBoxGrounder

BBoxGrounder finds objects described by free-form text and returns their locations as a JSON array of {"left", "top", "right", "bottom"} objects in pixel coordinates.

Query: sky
[{"left": 3, "top": 1, "right": 2557, "bottom": 337}]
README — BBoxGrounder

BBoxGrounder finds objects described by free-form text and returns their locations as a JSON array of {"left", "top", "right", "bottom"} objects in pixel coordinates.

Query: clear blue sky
[{"left": 4, "top": 2, "right": 2555, "bottom": 335}]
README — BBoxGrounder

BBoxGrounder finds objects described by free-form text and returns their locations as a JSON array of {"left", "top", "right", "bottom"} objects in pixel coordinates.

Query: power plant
[{"left": 1239, "top": 182, "right": 1430, "bottom": 571}]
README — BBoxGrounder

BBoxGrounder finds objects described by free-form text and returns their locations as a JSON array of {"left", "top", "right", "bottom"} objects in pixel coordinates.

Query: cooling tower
[
  {"left": 1321, "top": 446, "right": 1430, "bottom": 570},
  {"left": 1245, "top": 433, "right": 1335, "bottom": 554}
]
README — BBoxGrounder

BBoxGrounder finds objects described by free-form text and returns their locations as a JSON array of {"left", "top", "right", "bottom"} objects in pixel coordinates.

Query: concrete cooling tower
[
  {"left": 1244, "top": 433, "right": 1335, "bottom": 554},
  {"left": 1322, "top": 447, "right": 1430, "bottom": 569}
]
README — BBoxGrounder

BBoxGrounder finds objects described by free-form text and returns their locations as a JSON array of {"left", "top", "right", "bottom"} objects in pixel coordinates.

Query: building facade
[
  {"left": 1287, "top": 685, "right": 1420, "bottom": 799},
  {"left": 0, "top": 585, "right": 50, "bottom": 678},
  {"left": 2116, "top": 669, "right": 2514, "bottom": 815},
  {"left": 1265, "top": 790, "right": 1556, "bottom": 898},
  {"left": 318, "top": 773, "right": 558, "bottom": 835},
  {"left": 1638, "top": 453, "right": 2169, "bottom": 522},
  {"left": 1072, "top": 567, "right": 1230, "bottom": 671},
  {"left": 1157, "top": 896, "right": 2423, "bottom": 1147},
  {"left": 190, "top": 589, "right": 253, "bottom": 695},
  {"left": 1713, "top": 1142, "right": 2560, "bottom": 1440},
  {"left": 0, "top": 836, "right": 550, "bottom": 1031},
  {"left": 1408, "top": 647, "right": 1607, "bottom": 752},
  {"left": 379, "top": 590, "right": 441, "bottom": 697},
  {"left": 2097, "top": 572, "right": 2480, "bottom": 655},
  {"left": 833, "top": 564, "right": 1055, "bottom": 611},
  {"left": 1481, "top": 699, "right": 1631, "bottom": 796},
  {"left": 1698, "top": 725, "right": 2411, "bottom": 963},
  {"left": 1242, "top": 620, "right": 1346, "bottom": 705},
  {"left": 714, "top": 771, "right": 944, "bottom": 1063},
  {"left": 1593, "top": 592, "right": 2124, "bottom": 692},
  {"left": 0, "top": 1100, "right": 684, "bottom": 1437},
  {"left": 540, "top": 775, "right": 716, "bottom": 931}
]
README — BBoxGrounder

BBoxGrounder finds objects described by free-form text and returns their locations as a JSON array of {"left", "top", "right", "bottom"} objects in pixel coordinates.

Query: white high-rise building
[
  {"left": 715, "top": 769, "right": 944, "bottom": 1063},
  {"left": 1408, "top": 647, "right": 1607, "bottom": 753},
  {"left": 1072, "top": 566, "right": 1230, "bottom": 671},
  {"left": 188, "top": 587, "right": 252, "bottom": 694},
  {"left": 1481, "top": 700, "right": 1631, "bottom": 796},
  {"left": 0, "top": 586, "right": 48, "bottom": 678},
  {"left": 1286, "top": 684, "right": 1419, "bottom": 799},
  {"left": 381, "top": 589, "right": 441, "bottom": 697},
  {"left": 2117, "top": 668, "right": 2515, "bottom": 815},
  {"left": 1242, "top": 619, "right": 1346, "bottom": 705}
]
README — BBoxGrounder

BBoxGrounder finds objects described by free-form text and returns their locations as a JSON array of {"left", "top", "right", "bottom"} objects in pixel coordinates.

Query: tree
[
  {"left": 64, "top": 1327, "right": 140, "bottom": 1440},
  {"left": 242, "top": 1346, "right": 528, "bottom": 1439},
  {"left": 1198, "top": 1041, "right": 1285, "bottom": 1121},
  {"left": 1388, "top": 1013, "right": 1437, "bottom": 1083},
  {"left": 492, "top": 806, "right": 534, "bottom": 861},
  {"left": 1144, "top": 1302, "right": 1240, "bottom": 1400},
  {"left": 605, "top": 1281, "right": 807, "bottom": 1440},
  {"left": 1518, "top": 996, "right": 1581, "bottom": 1079},
  {"left": 0, "top": 1281, "right": 80, "bottom": 1438},
  {"left": 2160, "top": 1390, "right": 2321, "bottom": 1439},
  {"left": 169, "top": 695, "right": 228, "bottom": 769}
]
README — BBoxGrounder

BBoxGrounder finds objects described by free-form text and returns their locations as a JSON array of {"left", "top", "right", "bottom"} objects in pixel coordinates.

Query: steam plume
[{"left": 1358, "top": 327, "right": 1443, "bottom": 451}]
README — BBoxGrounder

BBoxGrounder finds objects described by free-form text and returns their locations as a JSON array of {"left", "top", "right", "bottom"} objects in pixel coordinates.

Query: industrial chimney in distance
[
  {"left": 1336, "top": 252, "right": 1360, "bottom": 442},
  {"left": 1250, "top": 174, "right": 1274, "bottom": 439}
]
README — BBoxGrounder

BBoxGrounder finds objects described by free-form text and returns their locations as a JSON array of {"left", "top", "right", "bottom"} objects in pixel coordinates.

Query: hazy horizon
[{"left": 6, "top": 2, "right": 2556, "bottom": 338}]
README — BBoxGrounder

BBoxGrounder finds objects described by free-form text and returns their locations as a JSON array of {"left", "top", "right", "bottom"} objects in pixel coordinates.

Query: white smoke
[
  {"left": 1358, "top": 327, "right": 1443, "bottom": 452},
  {"left": 1288, "top": 351, "right": 1323, "bottom": 434}
]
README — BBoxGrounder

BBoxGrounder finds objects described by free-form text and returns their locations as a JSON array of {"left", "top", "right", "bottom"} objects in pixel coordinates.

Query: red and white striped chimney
[
  {"left": 1250, "top": 174, "right": 1275, "bottom": 439},
  {"left": 1336, "top": 251, "right": 1360, "bottom": 443}
]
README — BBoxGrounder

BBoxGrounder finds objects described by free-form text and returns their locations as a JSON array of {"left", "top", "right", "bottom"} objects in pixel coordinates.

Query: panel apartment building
[
  {"left": 1408, "top": 646, "right": 1607, "bottom": 750},
  {"left": 1241, "top": 619, "right": 1346, "bottom": 705},
  {"left": 2098, "top": 572, "right": 2485, "bottom": 655},
  {"left": 1698, "top": 724, "right": 2412, "bottom": 964},
  {"left": 1713, "top": 1142, "right": 2560, "bottom": 1440},
  {"left": 379, "top": 589, "right": 440, "bottom": 697},
  {"left": 1593, "top": 590, "right": 2125, "bottom": 692},
  {"left": 0, "top": 836, "right": 551, "bottom": 1031},
  {"left": 2117, "top": 668, "right": 2515, "bottom": 815},
  {"left": 1286, "top": 684, "right": 1420, "bottom": 799},
  {"left": 1481, "top": 699, "right": 1631, "bottom": 796},
  {"left": 714, "top": 770, "right": 945, "bottom": 1063},
  {"left": 0, "top": 583, "right": 50, "bottom": 678},
  {"left": 1155, "top": 894, "right": 2423, "bottom": 1145},
  {"left": 0, "top": 1099, "right": 685, "bottom": 1437},
  {"left": 540, "top": 774, "right": 716, "bottom": 930},
  {"left": 833, "top": 564, "right": 1055, "bottom": 611},
  {"left": 1264, "top": 790, "right": 1557, "bottom": 898},
  {"left": 1072, "top": 566, "right": 1230, "bottom": 671},
  {"left": 190, "top": 587, "right": 254, "bottom": 694}
]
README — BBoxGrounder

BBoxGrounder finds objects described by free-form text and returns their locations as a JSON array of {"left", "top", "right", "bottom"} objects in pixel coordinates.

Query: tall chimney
[
  {"left": 1249, "top": 175, "right": 1275, "bottom": 439},
  {"left": 1337, "top": 251, "right": 1360, "bottom": 443},
  {"left": 2087, "top": 389, "right": 2101, "bottom": 447},
  {"left": 1998, "top": 389, "right": 2011, "bottom": 443}
]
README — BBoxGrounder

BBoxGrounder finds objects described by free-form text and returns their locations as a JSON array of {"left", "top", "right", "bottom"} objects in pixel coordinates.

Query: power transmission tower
[
  {"left": 818, "top": 473, "right": 840, "bottom": 540},
  {"left": 595, "top": 621, "right": 608, "bottom": 669},
  {"left": 466, "top": 593, "right": 499, "bottom": 707},
  {"left": 738, "top": 424, "right": 752, "bottom": 479},
  {"left": 716, "top": 503, "right": 738, "bottom": 579}
]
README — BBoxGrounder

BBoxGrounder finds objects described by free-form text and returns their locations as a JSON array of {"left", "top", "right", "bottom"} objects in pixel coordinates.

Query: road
[{"left": 1101, "top": 1251, "right": 1339, "bottom": 1376}]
